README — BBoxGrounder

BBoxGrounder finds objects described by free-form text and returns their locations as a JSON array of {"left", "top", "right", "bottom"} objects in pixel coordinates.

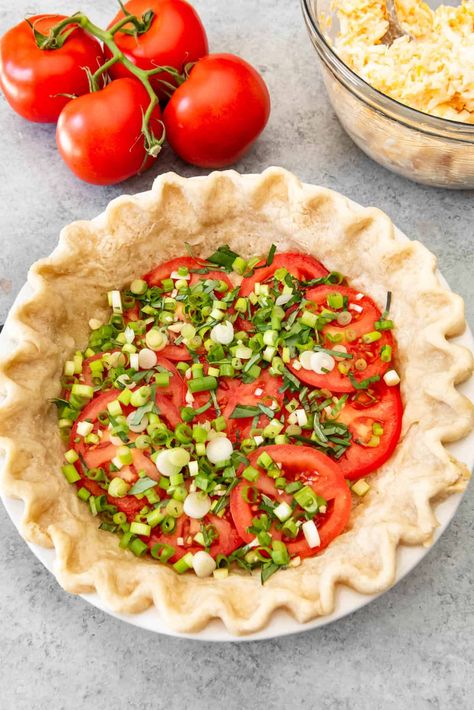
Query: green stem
[
  {"left": 90, "top": 55, "right": 120, "bottom": 90},
  {"left": 58, "top": 14, "right": 166, "bottom": 155}
]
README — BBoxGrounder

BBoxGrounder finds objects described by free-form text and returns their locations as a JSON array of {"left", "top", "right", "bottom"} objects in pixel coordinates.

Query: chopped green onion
[
  {"left": 175, "top": 423, "right": 193, "bottom": 443},
  {"left": 271, "top": 540, "right": 290, "bottom": 566},
  {"left": 130, "top": 385, "right": 151, "bottom": 407},
  {"left": 235, "top": 297, "right": 248, "bottom": 313},
  {"left": 188, "top": 376, "right": 218, "bottom": 393},
  {"left": 327, "top": 292, "right": 343, "bottom": 310},
  {"left": 242, "top": 465, "right": 260, "bottom": 482},
  {"left": 77, "top": 487, "right": 91, "bottom": 502},
  {"left": 151, "top": 543, "right": 175, "bottom": 562},
  {"left": 256, "top": 451, "right": 274, "bottom": 469},
  {"left": 300, "top": 310, "right": 318, "bottom": 328},
  {"left": 362, "top": 331, "right": 382, "bottom": 344},
  {"left": 173, "top": 552, "right": 194, "bottom": 573},
  {"left": 61, "top": 464, "right": 81, "bottom": 484},
  {"left": 293, "top": 485, "right": 320, "bottom": 513},
  {"left": 130, "top": 279, "right": 147, "bottom": 295},
  {"left": 380, "top": 345, "right": 392, "bottom": 362},
  {"left": 108, "top": 477, "right": 130, "bottom": 498},
  {"left": 129, "top": 538, "right": 148, "bottom": 556}
]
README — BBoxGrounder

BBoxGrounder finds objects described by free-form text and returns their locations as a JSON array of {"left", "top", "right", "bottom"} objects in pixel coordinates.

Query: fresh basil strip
[
  {"left": 230, "top": 404, "right": 260, "bottom": 419},
  {"left": 128, "top": 476, "right": 158, "bottom": 495},
  {"left": 207, "top": 245, "right": 240, "bottom": 271},
  {"left": 348, "top": 373, "right": 381, "bottom": 390}
]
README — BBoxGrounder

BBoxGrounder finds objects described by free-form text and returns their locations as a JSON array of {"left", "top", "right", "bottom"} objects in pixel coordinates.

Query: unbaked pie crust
[{"left": 0, "top": 168, "right": 472, "bottom": 634}]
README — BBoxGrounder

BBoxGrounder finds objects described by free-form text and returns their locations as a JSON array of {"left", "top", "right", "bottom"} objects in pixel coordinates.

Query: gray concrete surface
[{"left": 0, "top": 1, "right": 473, "bottom": 708}]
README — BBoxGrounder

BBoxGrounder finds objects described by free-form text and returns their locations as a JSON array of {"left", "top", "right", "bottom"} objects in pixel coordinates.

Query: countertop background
[{"left": 1, "top": 1, "right": 473, "bottom": 708}]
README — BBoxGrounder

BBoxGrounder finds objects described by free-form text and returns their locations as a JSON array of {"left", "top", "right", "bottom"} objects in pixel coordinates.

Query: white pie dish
[{"left": 0, "top": 170, "right": 472, "bottom": 640}]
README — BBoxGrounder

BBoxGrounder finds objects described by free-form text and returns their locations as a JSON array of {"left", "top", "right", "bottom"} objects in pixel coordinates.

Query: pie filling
[{"left": 56, "top": 247, "right": 403, "bottom": 582}]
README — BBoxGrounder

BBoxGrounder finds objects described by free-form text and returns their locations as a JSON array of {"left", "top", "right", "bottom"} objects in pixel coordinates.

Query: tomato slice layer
[
  {"left": 239, "top": 253, "right": 328, "bottom": 297},
  {"left": 230, "top": 445, "right": 351, "bottom": 559},
  {"left": 334, "top": 383, "right": 403, "bottom": 480}
]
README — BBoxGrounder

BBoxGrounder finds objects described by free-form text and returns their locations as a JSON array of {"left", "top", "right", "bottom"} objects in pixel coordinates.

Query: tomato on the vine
[
  {"left": 0, "top": 15, "right": 104, "bottom": 123},
  {"left": 107, "top": 0, "right": 208, "bottom": 98},
  {"left": 56, "top": 77, "right": 163, "bottom": 185},
  {"left": 163, "top": 53, "right": 271, "bottom": 168}
]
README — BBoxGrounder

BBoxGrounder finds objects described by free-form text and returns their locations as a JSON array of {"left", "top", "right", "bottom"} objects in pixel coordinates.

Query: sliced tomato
[
  {"left": 288, "top": 332, "right": 393, "bottom": 393},
  {"left": 191, "top": 368, "right": 284, "bottom": 439},
  {"left": 70, "top": 383, "right": 184, "bottom": 517},
  {"left": 335, "top": 383, "right": 403, "bottom": 480},
  {"left": 160, "top": 344, "right": 193, "bottom": 361},
  {"left": 306, "top": 285, "right": 383, "bottom": 339},
  {"left": 124, "top": 303, "right": 140, "bottom": 322},
  {"left": 149, "top": 512, "right": 243, "bottom": 562},
  {"left": 144, "top": 255, "right": 233, "bottom": 292},
  {"left": 221, "top": 370, "right": 284, "bottom": 441},
  {"left": 70, "top": 389, "right": 119, "bottom": 445},
  {"left": 230, "top": 445, "right": 351, "bottom": 558},
  {"left": 155, "top": 355, "right": 186, "bottom": 427},
  {"left": 131, "top": 448, "right": 160, "bottom": 481},
  {"left": 82, "top": 351, "right": 123, "bottom": 387},
  {"left": 239, "top": 253, "right": 328, "bottom": 297},
  {"left": 287, "top": 285, "right": 394, "bottom": 393}
]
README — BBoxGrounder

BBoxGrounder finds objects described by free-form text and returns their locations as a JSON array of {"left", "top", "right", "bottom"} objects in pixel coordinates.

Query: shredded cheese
[{"left": 333, "top": 0, "right": 474, "bottom": 123}]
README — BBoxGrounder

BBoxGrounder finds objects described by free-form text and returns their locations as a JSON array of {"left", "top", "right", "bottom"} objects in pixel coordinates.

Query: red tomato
[
  {"left": 149, "top": 513, "right": 243, "bottom": 562},
  {"left": 70, "top": 382, "right": 186, "bottom": 518},
  {"left": 239, "top": 253, "right": 328, "bottom": 297},
  {"left": 163, "top": 53, "right": 271, "bottom": 168},
  {"left": 230, "top": 445, "right": 351, "bottom": 558},
  {"left": 56, "top": 77, "right": 163, "bottom": 184},
  {"left": 218, "top": 370, "right": 284, "bottom": 441},
  {"left": 82, "top": 352, "right": 124, "bottom": 387},
  {"left": 160, "top": 344, "right": 193, "bottom": 361},
  {"left": 307, "top": 285, "right": 383, "bottom": 339},
  {"left": 335, "top": 383, "right": 403, "bottom": 480},
  {"left": 155, "top": 355, "right": 186, "bottom": 426},
  {"left": 287, "top": 285, "right": 394, "bottom": 393},
  {"left": 0, "top": 15, "right": 104, "bottom": 123},
  {"left": 144, "top": 256, "right": 233, "bottom": 291},
  {"left": 107, "top": 0, "right": 208, "bottom": 98}
]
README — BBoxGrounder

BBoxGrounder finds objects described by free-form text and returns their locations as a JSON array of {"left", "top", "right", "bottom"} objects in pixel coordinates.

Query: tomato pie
[{"left": 0, "top": 168, "right": 472, "bottom": 634}]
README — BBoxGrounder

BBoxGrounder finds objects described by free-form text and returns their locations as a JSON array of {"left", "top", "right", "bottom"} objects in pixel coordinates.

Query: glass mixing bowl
[{"left": 301, "top": 0, "right": 474, "bottom": 188}]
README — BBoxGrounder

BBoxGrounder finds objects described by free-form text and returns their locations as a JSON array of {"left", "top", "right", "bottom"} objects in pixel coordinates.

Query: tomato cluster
[{"left": 0, "top": 1, "right": 271, "bottom": 184}]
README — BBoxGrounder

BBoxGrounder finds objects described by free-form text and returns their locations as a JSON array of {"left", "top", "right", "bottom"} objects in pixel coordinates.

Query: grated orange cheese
[{"left": 333, "top": 0, "right": 474, "bottom": 123}]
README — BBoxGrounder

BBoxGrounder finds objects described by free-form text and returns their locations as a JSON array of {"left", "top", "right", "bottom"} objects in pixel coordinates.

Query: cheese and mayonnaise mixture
[{"left": 333, "top": 0, "right": 474, "bottom": 123}]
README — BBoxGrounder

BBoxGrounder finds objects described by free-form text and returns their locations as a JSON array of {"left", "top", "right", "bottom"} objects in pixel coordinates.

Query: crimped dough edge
[{"left": 0, "top": 167, "right": 472, "bottom": 635}]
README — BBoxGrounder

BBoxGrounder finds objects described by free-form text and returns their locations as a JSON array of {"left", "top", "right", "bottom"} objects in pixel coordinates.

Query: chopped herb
[
  {"left": 348, "top": 373, "right": 381, "bottom": 390},
  {"left": 230, "top": 404, "right": 261, "bottom": 419},
  {"left": 207, "top": 245, "right": 240, "bottom": 271},
  {"left": 261, "top": 562, "right": 280, "bottom": 584},
  {"left": 128, "top": 476, "right": 157, "bottom": 495}
]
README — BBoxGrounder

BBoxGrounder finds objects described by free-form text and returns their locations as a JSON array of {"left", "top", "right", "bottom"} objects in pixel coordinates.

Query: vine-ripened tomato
[
  {"left": 335, "top": 383, "right": 403, "bottom": 480},
  {"left": 163, "top": 53, "right": 271, "bottom": 168},
  {"left": 0, "top": 15, "right": 104, "bottom": 123},
  {"left": 288, "top": 285, "right": 394, "bottom": 393},
  {"left": 239, "top": 253, "right": 329, "bottom": 297},
  {"left": 106, "top": 0, "right": 208, "bottom": 98},
  {"left": 230, "top": 445, "right": 351, "bottom": 558},
  {"left": 56, "top": 77, "right": 163, "bottom": 185}
]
